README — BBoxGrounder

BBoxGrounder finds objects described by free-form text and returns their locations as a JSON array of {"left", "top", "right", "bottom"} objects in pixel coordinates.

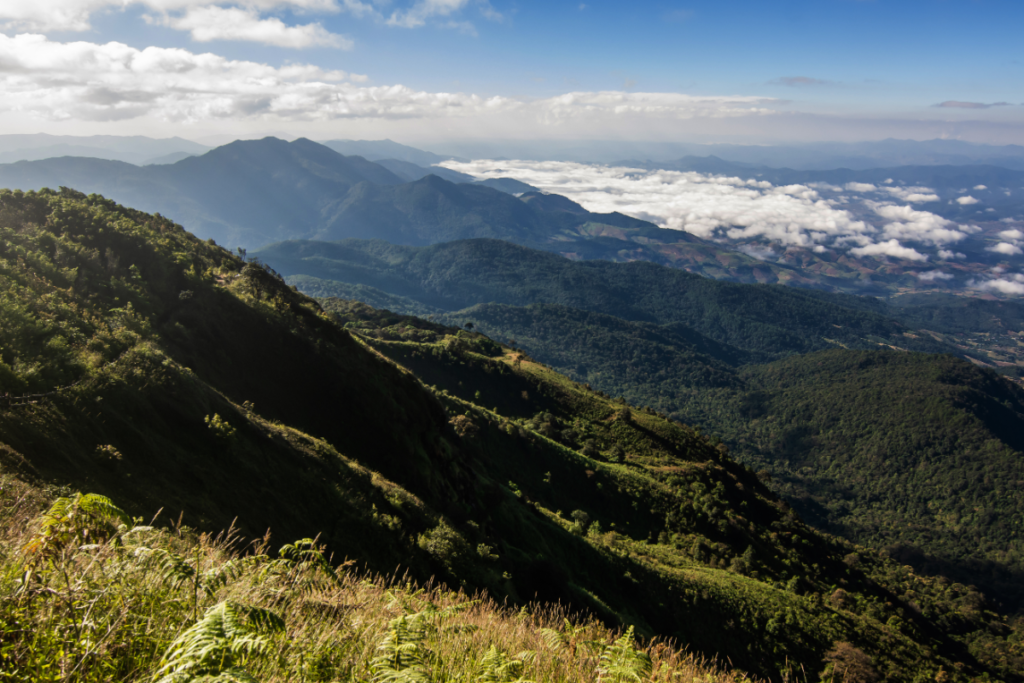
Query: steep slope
[
  {"left": 687, "top": 351, "right": 1024, "bottom": 610},
  {"left": 257, "top": 237, "right": 953, "bottom": 359},
  {"left": 436, "top": 299, "right": 1024, "bottom": 613},
  {"left": 2, "top": 188, "right": 1020, "bottom": 680}
]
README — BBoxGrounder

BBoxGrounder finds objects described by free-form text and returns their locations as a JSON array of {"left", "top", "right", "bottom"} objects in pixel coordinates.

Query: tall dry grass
[{"left": 0, "top": 478, "right": 758, "bottom": 683}]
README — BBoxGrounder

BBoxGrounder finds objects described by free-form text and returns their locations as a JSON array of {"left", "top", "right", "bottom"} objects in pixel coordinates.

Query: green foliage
[
  {"left": 2, "top": 189, "right": 1022, "bottom": 681},
  {"left": 22, "top": 492, "right": 130, "bottom": 563},
  {"left": 596, "top": 627, "right": 652, "bottom": 683},
  {"left": 258, "top": 237, "right": 951, "bottom": 359},
  {"left": 204, "top": 413, "right": 237, "bottom": 441},
  {"left": 155, "top": 601, "right": 286, "bottom": 683}
]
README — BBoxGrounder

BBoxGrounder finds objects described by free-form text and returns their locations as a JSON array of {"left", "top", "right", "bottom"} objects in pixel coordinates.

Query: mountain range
[
  {"left": 2, "top": 187, "right": 1023, "bottom": 681},
  {"left": 2, "top": 136, "right": 1021, "bottom": 300}
]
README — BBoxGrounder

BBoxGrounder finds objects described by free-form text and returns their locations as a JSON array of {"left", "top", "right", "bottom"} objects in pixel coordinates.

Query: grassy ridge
[{"left": 1, "top": 479, "right": 746, "bottom": 683}]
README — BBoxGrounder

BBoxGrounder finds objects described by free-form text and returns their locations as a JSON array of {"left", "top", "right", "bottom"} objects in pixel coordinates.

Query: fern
[
  {"left": 279, "top": 538, "right": 341, "bottom": 584},
  {"left": 23, "top": 492, "right": 131, "bottom": 561},
  {"left": 538, "top": 619, "right": 600, "bottom": 658},
  {"left": 155, "top": 601, "right": 285, "bottom": 683},
  {"left": 371, "top": 613, "right": 433, "bottom": 683},
  {"left": 596, "top": 627, "right": 652, "bottom": 683},
  {"left": 477, "top": 645, "right": 530, "bottom": 683},
  {"left": 136, "top": 547, "right": 199, "bottom": 590}
]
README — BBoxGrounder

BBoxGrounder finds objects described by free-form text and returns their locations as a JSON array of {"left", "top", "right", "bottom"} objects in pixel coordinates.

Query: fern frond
[
  {"left": 136, "top": 547, "right": 197, "bottom": 590},
  {"left": 156, "top": 601, "right": 285, "bottom": 682},
  {"left": 279, "top": 538, "right": 340, "bottom": 584},
  {"left": 23, "top": 492, "right": 131, "bottom": 559},
  {"left": 596, "top": 627, "right": 652, "bottom": 683},
  {"left": 537, "top": 628, "right": 566, "bottom": 653},
  {"left": 477, "top": 645, "right": 530, "bottom": 683}
]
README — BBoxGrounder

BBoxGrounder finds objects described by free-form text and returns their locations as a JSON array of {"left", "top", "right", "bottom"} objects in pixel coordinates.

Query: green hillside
[
  {"left": 434, "top": 303, "right": 1024, "bottom": 611},
  {"left": 257, "top": 237, "right": 955, "bottom": 359},
  {"left": 693, "top": 351, "right": 1024, "bottom": 611},
  {"left": 3, "top": 188, "right": 1022, "bottom": 681}
]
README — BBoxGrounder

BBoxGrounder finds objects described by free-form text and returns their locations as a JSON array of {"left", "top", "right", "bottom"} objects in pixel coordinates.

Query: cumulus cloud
[
  {"left": 998, "top": 229, "right": 1023, "bottom": 241},
  {"left": 956, "top": 196, "right": 980, "bottom": 205},
  {"left": 0, "top": 0, "right": 341, "bottom": 33},
  {"left": 938, "top": 249, "right": 967, "bottom": 259},
  {"left": 0, "top": 0, "right": 496, "bottom": 36},
  {"left": 882, "top": 186, "right": 939, "bottom": 203},
  {"left": 0, "top": 33, "right": 515, "bottom": 122},
  {"left": 157, "top": 6, "right": 351, "bottom": 48},
  {"left": 441, "top": 158, "right": 882, "bottom": 248},
  {"left": 0, "top": 34, "right": 784, "bottom": 128},
  {"left": 845, "top": 182, "right": 876, "bottom": 192},
  {"left": 988, "top": 242, "right": 1024, "bottom": 256},
  {"left": 918, "top": 270, "right": 954, "bottom": 281},
  {"left": 849, "top": 240, "right": 928, "bottom": 261},
  {"left": 870, "top": 203, "right": 966, "bottom": 245},
  {"left": 974, "top": 185, "right": 988, "bottom": 190},
  {"left": 441, "top": 158, "right": 979, "bottom": 264},
  {"left": 971, "top": 278, "right": 1024, "bottom": 295},
  {"left": 933, "top": 100, "right": 1012, "bottom": 109}
]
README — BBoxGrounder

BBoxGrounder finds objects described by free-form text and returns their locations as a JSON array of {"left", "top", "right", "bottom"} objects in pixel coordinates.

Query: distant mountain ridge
[
  {"left": 0, "top": 133, "right": 209, "bottom": 166},
  {"left": 0, "top": 135, "right": 1018, "bottom": 298}
]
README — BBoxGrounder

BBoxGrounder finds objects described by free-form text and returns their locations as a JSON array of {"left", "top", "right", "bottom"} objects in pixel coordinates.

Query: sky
[{"left": 0, "top": 0, "right": 1022, "bottom": 145}]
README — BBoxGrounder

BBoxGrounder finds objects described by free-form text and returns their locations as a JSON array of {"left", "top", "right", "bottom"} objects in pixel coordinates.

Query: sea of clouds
[
  {"left": 440, "top": 159, "right": 973, "bottom": 260},
  {"left": 440, "top": 159, "right": 1023, "bottom": 294}
]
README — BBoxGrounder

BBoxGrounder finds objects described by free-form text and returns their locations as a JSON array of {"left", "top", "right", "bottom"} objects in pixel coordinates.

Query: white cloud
[
  {"left": 0, "top": 0, "right": 341, "bottom": 33},
  {"left": 870, "top": 203, "right": 965, "bottom": 245},
  {"left": 845, "top": 182, "right": 876, "bottom": 192},
  {"left": 808, "top": 182, "right": 842, "bottom": 192},
  {"left": 938, "top": 249, "right": 967, "bottom": 259},
  {"left": 441, "top": 158, "right": 884, "bottom": 248},
  {"left": 974, "top": 185, "right": 988, "bottom": 190},
  {"left": 956, "top": 195, "right": 980, "bottom": 205},
  {"left": 971, "top": 278, "right": 1024, "bottom": 295},
  {"left": 849, "top": 239, "right": 928, "bottom": 261},
  {"left": 881, "top": 186, "right": 939, "bottom": 203},
  {"left": 998, "top": 229, "right": 1023, "bottom": 241},
  {"left": 988, "top": 242, "right": 1024, "bottom": 256},
  {"left": 838, "top": 182, "right": 939, "bottom": 203},
  {"left": 157, "top": 6, "right": 351, "bottom": 48},
  {"left": 386, "top": 0, "right": 477, "bottom": 28},
  {"left": 918, "top": 270, "right": 954, "bottom": 281},
  {"left": 0, "top": 34, "right": 783, "bottom": 130},
  {"left": 0, "top": 33, "right": 515, "bottom": 122}
]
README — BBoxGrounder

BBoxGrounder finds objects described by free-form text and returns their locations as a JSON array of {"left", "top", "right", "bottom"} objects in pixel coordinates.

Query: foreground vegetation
[
  {"left": 1, "top": 188, "right": 1022, "bottom": 681},
  {"left": 1, "top": 480, "right": 746, "bottom": 683}
]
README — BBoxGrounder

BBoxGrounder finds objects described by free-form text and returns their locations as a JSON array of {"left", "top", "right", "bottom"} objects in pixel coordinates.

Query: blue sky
[{"left": 0, "top": 0, "right": 1021, "bottom": 144}]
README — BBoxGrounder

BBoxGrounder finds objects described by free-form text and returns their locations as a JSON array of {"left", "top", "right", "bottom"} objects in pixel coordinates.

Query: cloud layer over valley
[
  {"left": 442, "top": 158, "right": 1024, "bottom": 294},
  {"left": 442, "top": 159, "right": 969, "bottom": 253}
]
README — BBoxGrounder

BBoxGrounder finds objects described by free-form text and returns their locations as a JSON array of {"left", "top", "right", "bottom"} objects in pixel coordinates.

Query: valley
[{"left": 2, "top": 138, "right": 1024, "bottom": 682}]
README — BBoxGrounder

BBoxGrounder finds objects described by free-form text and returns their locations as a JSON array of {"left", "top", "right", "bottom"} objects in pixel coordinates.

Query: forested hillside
[
  {"left": 2, "top": 188, "right": 1022, "bottom": 681},
  {"left": 257, "top": 237, "right": 956, "bottom": 359}
]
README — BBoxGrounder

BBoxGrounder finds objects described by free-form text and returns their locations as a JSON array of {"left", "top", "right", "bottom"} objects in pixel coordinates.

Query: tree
[{"left": 820, "top": 642, "right": 879, "bottom": 683}]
